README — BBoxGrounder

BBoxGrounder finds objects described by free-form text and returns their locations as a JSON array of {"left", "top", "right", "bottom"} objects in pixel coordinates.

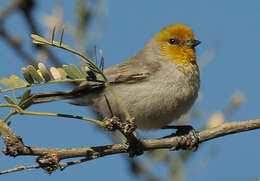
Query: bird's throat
[{"left": 161, "top": 46, "right": 197, "bottom": 67}]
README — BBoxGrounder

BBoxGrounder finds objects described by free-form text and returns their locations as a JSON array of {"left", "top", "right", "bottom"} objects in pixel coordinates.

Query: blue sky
[{"left": 1, "top": 0, "right": 260, "bottom": 181}]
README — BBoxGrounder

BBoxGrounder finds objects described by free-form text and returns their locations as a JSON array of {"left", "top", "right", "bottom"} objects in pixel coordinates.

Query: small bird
[{"left": 35, "top": 24, "right": 200, "bottom": 130}]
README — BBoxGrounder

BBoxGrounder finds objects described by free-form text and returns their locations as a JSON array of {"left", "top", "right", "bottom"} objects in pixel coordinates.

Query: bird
[{"left": 34, "top": 24, "right": 201, "bottom": 130}]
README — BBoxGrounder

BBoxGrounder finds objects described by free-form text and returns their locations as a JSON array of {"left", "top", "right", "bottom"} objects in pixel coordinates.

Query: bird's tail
[
  {"left": 32, "top": 83, "right": 105, "bottom": 104},
  {"left": 32, "top": 91, "right": 76, "bottom": 104}
]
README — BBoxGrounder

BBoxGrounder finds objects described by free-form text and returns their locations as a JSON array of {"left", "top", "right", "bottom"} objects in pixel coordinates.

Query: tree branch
[{"left": 1, "top": 118, "right": 260, "bottom": 174}]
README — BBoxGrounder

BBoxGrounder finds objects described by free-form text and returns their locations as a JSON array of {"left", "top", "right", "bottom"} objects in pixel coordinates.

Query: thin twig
[
  {"left": 59, "top": 158, "right": 94, "bottom": 170},
  {"left": 0, "top": 165, "right": 40, "bottom": 175},
  {"left": 0, "top": 104, "right": 104, "bottom": 127}
]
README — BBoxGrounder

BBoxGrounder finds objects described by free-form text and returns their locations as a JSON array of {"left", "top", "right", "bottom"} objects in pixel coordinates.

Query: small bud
[{"left": 206, "top": 112, "right": 224, "bottom": 129}]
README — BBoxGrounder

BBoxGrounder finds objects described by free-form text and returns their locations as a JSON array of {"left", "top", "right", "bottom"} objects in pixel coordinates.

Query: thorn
[
  {"left": 104, "top": 94, "right": 114, "bottom": 117},
  {"left": 59, "top": 26, "right": 64, "bottom": 46},
  {"left": 51, "top": 26, "right": 56, "bottom": 44}
]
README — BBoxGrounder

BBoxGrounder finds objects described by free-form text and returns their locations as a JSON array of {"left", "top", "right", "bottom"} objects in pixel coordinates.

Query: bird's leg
[{"left": 162, "top": 125, "right": 200, "bottom": 151}]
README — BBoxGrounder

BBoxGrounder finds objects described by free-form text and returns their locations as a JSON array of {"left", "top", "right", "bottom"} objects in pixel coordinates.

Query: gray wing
[{"left": 103, "top": 56, "right": 161, "bottom": 84}]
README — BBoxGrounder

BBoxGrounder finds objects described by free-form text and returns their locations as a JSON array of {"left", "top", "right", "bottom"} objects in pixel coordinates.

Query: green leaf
[
  {"left": 62, "top": 65, "right": 77, "bottom": 79},
  {"left": 19, "top": 94, "right": 35, "bottom": 110},
  {"left": 50, "top": 67, "right": 61, "bottom": 80},
  {"left": 68, "top": 64, "right": 84, "bottom": 78},
  {"left": 21, "top": 67, "right": 34, "bottom": 84},
  {"left": 10, "top": 75, "right": 28, "bottom": 87},
  {"left": 31, "top": 34, "right": 50, "bottom": 45},
  {"left": 57, "top": 68, "right": 68, "bottom": 80},
  {"left": 0, "top": 78, "right": 14, "bottom": 88},
  {"left": 49, "top": 67, "right": 68, "bottom": 80},
  {"left": 0, "top": 75, "right": 26, "bottom": 89},
  {"left": 27, "top": 65, "right": 44, "bottom": 83},
  {"left": 19, "top": 88, "right": 31, "bottom": 104},
  {"left": 99, "top": 50, "right": 104, "bottom": 71},
  {"left": 4, "top": 95, "right": 16, "bottom": 104},
  {"left": 38, "top": 63, "right": 51, "bottom": 82}
]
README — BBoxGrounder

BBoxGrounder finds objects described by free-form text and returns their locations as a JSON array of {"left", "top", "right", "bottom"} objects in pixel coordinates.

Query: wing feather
[{"left": 104, "top": 57, "right": 161, "bottom": 84}]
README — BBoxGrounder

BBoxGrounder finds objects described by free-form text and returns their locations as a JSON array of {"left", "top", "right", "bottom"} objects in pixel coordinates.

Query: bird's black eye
[{"left": 168, "top": 38, "right": 178, "bottom": 45}]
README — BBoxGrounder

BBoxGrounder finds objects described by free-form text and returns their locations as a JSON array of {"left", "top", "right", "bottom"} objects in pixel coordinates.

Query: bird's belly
[
  {"left": 129, "top": 89, "right": 197, "bottom": 130},
  {"left": 103, "top": 79, "right": 198, "bottom": 130},
  {"left": 91, "top": 62, "right": 199, "bottom": 130}
]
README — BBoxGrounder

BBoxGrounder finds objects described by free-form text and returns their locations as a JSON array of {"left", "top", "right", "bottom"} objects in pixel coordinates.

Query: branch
[
  {"left": 1, "top": 118, "right": 260, "bottom": 174},
  {"left": 0, "top": 165, "right": 40, "bottom": 175}
]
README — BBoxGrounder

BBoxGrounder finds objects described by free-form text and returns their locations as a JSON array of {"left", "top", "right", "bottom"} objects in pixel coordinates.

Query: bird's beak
[
  {"left": 185, "top": 40, "right": 201, "bottom": 48},
  {"left": 192, "top": 40, "right": 201, "bottom": 47}
]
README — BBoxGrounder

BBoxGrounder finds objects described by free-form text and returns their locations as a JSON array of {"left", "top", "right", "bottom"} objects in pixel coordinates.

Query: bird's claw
[{"left": 163, "top": 125, "right": 200, "bottom": 151}]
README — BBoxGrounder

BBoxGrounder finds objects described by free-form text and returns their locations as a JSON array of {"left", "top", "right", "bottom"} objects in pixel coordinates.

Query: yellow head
[{"left": 154, "top": 24, "right": 200, "bottom": 66}]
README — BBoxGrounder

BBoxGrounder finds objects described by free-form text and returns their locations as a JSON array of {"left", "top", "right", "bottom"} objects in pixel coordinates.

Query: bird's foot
[{"left": 162, "top": 125, "right": 200, "bottom": 151}]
